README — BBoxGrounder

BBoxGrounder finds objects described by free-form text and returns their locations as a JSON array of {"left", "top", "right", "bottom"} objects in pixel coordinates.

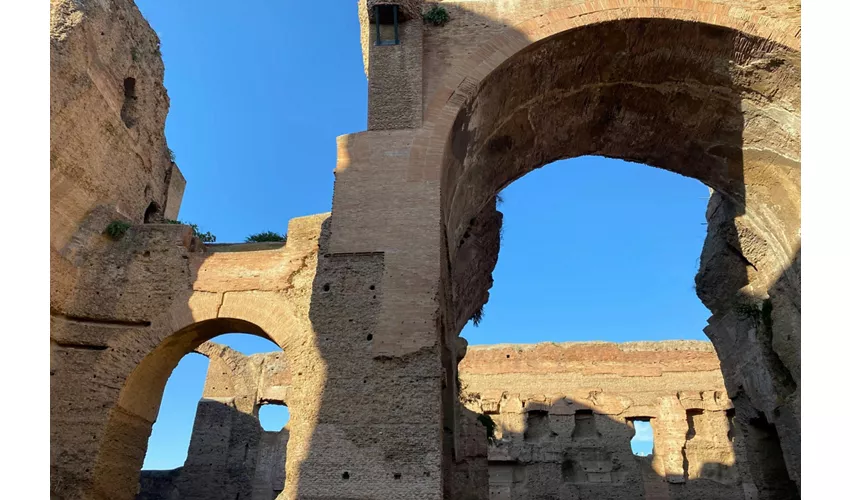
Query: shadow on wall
[
  {"left": 459, "top": 397, "right": 797, "bottom": 500},
  {"left": 137, "top": 400, "right": 289, "bottom": 500}
]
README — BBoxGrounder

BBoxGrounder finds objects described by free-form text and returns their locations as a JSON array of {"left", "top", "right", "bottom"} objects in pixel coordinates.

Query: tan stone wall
[
  {"left": 459, "top": 341, "right": 747, "bottom": 499},
  {"left": 51, "top": 0, "right": 186, "bottom": 314}
]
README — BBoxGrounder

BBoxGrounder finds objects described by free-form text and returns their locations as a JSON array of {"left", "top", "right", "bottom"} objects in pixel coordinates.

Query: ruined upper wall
[
  {"left": 51, "top": 0, "right": 186, "bottom": 312},
  {"left": 356, "top": 0, "right": 800, "bottom": 131},
  {"left": 194, "top": 341, "right": 292, "bottom": 413},
  {"left": 460, "top": 341, "right": 729, "bottom": 417},
  {"left": 459, "top": 341, "right": 751, "bottom": 499}
]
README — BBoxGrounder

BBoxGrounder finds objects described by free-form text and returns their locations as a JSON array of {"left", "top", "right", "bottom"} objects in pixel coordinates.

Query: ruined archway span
[
  {"left": 432, "top": 14, "right": 800, "bottom": 495},
  {"left": 438, "top": 18, "right": 799, "bottom": 329},
  {"left": 418, "top": 0, "right": 799, "bottom": 124}
]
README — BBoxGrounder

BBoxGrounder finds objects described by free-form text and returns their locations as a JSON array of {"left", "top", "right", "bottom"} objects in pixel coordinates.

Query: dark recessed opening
[
  {"left": 121, "top": 77, "right": 138, "bottom": 128},
  {"left": 342, "top": 471, "right": 350, "bottom": 480},
  {"left": 143, "top": 202, "right": 161, "bottom": 223},
  {"left": 323, "top": 283, "right": 330, "bottom": 292},
  {"left": 367, "top": 334, "right": 373, "bottom": 341},
  {"left": 685, "top": 409, "right": 704, "bottom": 440},
  {"left": 374, "top": 5, "right": 400, "bottom": 46}
]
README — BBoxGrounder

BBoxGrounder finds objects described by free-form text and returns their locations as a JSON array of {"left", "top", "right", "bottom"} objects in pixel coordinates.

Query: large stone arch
[
  {"left": 424, "top": 9, "right": 800, "bottom": 499},
  {"left": 331, "top": 3, "right": 800, "bottom": 496},
  {"left": 410, "top": 0, "right": 799, "bottom": 171}
]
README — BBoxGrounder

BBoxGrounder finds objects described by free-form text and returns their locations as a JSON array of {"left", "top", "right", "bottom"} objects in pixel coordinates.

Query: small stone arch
[{"left": 88, "top": 293, "right": 320, "bottom": 500}]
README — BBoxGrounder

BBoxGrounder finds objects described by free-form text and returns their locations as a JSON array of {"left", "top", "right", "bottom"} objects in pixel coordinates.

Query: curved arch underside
[
  {"left": 442, "top": 18, "right": 799, "bottom": 328},
  {"left": 443, "top": 18, "right": 799, "bottom": 250}
]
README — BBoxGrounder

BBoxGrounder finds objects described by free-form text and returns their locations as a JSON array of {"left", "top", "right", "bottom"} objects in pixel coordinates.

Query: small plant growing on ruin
[
  {"left": 245, "top": 231, "right": 287, "bottom": 244},
  {"left": 423, "top": 5, "right": 449, "bottom": 26},
  {"left": 105, "top": 220, "right": 132, "bottom": 240},
  {"left": 495, "top": 193, "right": 504, "bottom": 206},
  {"left": 471, "top": 304, "right": 484, "bottom": 327},
  {"left": 131, "top": 47, "right": 140, "bottom": 62},
  {"left": 167, "top": 147, "right": 176, "bottom": 162},
  {"left": 477, "top": 414, "right": 497, "bottom": 445},
  {"left": 165, "top": 219, "right": 216, "bottom": 243}
]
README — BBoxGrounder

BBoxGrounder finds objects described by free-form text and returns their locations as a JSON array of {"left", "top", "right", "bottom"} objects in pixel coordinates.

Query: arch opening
[
  {"left": 91, "top": 318, "right": 293, "bottom": 500},
  {"left": 442, "top": 16, "right": 800, "bottom": 500}
]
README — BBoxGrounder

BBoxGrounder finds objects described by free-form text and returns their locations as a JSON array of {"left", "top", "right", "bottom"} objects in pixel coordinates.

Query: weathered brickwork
[
  {"left": 51, "top": 1, "right": 801, "bottom": 498},
  {"left": 459, "top": 342, "right": 767, "bottom": 500}
]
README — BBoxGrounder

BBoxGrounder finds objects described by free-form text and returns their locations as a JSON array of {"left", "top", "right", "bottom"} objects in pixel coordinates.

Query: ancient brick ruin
[
  {"left": 50, "top": 1, "right": 800, "bottom": 499},
  {"left": 458, "top": 342, "right": 783, "bottom": 500},
  {"left": 140, "top": 340, "right": 762, "bottom": 500}
]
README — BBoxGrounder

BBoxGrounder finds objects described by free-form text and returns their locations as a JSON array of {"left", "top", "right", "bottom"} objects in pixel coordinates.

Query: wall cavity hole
[
  {"left": 323, "top": 283, "right": 330, "bottom": 292},
  {"left": 369, "top": 285, "right": 375, "bottom": 290},
  {"left": 506, "top": 354, "right": 510, "bottom": 358},
  {"left": 342, "top": 472, "right": 350, "bottom": 480},
  {"left": 120, "top": 77, "right": 138, "bottom": 128},
  {"left": 394, "top": 473, "right": 401, "bottom": 480},
  {"left": 143, "top": 251, "right": 150, "bottom": 257},
  {"left": 367, "top": 334, "right": 373, "bottom": 341},
  {"left": 258, "top": 403, "right": 290, "bottom": 431}
]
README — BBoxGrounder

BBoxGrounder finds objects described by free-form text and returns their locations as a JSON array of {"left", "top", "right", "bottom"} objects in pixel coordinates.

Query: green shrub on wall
[
  {"left": 105, "top": 220, "right": 131, "bottom": 240},
  {"left": 245, "top": 231, "right": 287, "bottom": 243},
  {"left": 423, "top": 5, "right": 449, "bottom": 26}
]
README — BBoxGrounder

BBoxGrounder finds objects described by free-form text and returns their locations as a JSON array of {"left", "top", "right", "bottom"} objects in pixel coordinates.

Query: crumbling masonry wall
[
  {"left": 140, "top": 340, "right": 758, "bottom": 500},
  {"left": 458, "top": 341, "right": 754, "bottom": 500}
]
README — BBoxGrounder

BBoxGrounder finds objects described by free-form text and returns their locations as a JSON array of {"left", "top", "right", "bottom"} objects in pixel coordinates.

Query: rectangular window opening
[
  {"left": 374, "top": 5, "right": 400, "bottom": 46},
  {"left": 628, "top": 417, "right": 654, "bottom": 457}
]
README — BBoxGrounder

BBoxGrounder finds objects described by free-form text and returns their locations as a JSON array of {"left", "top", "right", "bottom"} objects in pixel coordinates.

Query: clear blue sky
[{"left": 138, "top": 0, "right": 703, "bottom": 469}]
